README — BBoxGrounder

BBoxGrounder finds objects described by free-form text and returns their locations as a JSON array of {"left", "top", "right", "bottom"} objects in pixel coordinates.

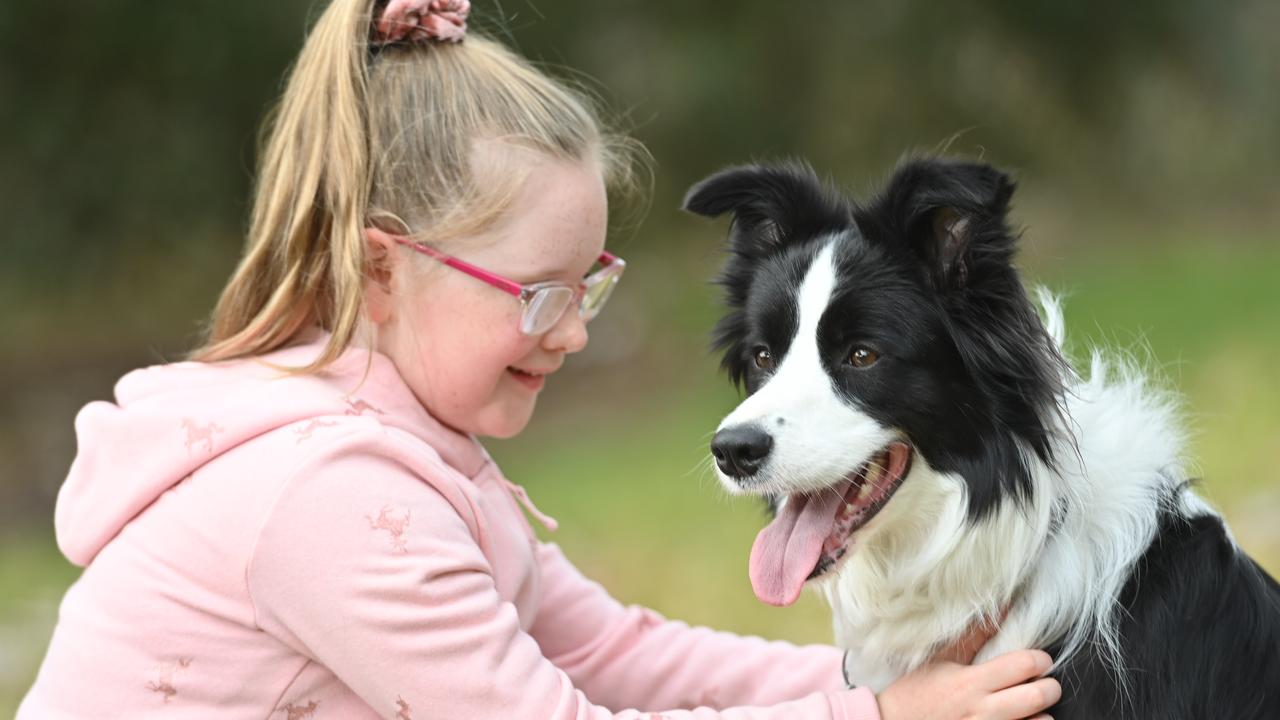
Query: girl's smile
[{"left": 507, "top": 366, "right": 549, "bottom": 391}]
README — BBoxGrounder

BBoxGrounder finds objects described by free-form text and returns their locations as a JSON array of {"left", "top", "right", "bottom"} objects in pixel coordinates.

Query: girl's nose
[{"left": 542, "top": 308, "right": 589, "bottom": 354}]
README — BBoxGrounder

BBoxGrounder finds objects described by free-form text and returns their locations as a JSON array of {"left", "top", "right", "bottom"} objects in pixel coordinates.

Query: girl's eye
[
  {"left": 753, "top": 348, "right": 774, "bottom": 370},
  {"left": 849, "top": 347, "right": 880, "bottom": 368}
]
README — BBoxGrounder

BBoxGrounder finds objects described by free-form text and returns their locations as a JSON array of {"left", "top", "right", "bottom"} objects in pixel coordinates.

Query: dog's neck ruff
[{"left": 826, "top": 294, "right": 1200, "bottom": 693}]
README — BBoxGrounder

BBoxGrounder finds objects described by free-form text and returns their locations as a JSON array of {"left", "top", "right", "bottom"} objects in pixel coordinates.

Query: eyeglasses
[{"left": 392, "top": 237, "right": 626, "bottom": 335}]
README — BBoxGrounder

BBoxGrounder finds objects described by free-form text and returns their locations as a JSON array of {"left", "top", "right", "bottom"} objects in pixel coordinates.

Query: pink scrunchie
[{"left": 375, "top": 0, "right": 470, "bottom": 44}]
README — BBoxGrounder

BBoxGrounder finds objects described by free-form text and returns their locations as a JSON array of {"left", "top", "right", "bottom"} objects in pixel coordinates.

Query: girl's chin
[
  {"left": 428, "top": 396, "right": 535, "bottom": 440},
  {"left": 474, "top": 401, "right": 537, "bottom": 439},
  {"left": 483, "top": 421, "right": 530, "bottom": 439}
]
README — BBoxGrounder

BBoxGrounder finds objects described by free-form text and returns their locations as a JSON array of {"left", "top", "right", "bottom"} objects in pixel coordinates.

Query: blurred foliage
[{"left": 2, "top": 0, "right": 1279, "bottom": 711}]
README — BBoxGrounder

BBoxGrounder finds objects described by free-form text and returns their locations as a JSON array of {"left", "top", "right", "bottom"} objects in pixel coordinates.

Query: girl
[{"left": 20, "top": 1, "right": 1061, "bottom": 718}]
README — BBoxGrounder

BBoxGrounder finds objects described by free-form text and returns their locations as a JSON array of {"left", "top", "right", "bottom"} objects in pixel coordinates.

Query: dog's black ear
[
  {"left": 861, "top": 158, "right": 1070, "bottom": 519},
  {"left": 859, "top": 158, "right": 1016, "bottom": 292},
  {"left": 686, "top": 164, "right": 850, "bottom": 391},
  {"left": 683, "top": 163, "right": 852, "bottom": 257}
]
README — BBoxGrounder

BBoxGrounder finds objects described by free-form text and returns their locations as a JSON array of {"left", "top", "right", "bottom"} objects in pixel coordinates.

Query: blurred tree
[{"left": 3, "top": 0, "right": 1275, "bottom": 302}]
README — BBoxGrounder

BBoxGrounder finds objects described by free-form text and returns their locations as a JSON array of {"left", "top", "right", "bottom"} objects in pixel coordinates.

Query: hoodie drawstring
[{"left": 500, "top": 477, "right": 559, "bottom": 532}]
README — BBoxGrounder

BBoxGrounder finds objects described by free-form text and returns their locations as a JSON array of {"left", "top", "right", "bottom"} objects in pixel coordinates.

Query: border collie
[{"left": 683, "top": 157, "right": 1280, "bottom": 718}]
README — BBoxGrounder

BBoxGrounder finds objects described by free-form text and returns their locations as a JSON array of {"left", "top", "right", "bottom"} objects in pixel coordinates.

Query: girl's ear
[{"left": 363, "top": 227, "right": 400, "bottom": 325}]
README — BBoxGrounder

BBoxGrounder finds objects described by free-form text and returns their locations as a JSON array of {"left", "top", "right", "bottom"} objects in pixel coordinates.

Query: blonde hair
[{"left": 191, "top": 0, "right": 645, "bottom": 371}]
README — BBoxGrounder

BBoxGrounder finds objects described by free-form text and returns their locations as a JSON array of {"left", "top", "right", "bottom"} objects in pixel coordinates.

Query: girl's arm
[
  {"left": 528, "top": 532, "right": 1059, "bottom": 719},
  {"left": 530, "top": 540, "right": 849, "bottom": 710},
  {"left": 246, "top": 441, "right": 876, "bottom": 720}
]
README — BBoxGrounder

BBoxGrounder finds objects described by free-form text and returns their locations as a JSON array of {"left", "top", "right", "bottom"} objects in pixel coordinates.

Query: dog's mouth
[{"left": 748, "top": 442, "right": 913, "bottom": 607}]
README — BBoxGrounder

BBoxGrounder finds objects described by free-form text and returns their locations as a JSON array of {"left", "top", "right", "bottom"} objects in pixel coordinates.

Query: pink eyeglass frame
[{"left": 391, "top": 236, "right": 625, "bottom": 330}]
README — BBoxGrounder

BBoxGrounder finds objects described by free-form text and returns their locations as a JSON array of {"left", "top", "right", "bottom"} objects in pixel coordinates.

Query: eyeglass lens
[
  {"left": 519, "top": 263, "right": 622, "bottom": 335},
  {"left": 521, "top": 287, "right": 576, "bottom": 335},
  {"left": 580, "top": 273, "right": 618, "bottom": 322}
]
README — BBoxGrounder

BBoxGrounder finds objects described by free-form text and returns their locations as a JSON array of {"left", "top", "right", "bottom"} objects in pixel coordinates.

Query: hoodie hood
[{"left": 55, "top": 330, "right": 488, "bottom": 567}]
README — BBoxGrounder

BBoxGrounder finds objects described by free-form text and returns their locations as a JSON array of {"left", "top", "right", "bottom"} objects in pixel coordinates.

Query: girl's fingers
[
  {"left": 985, "top": 677, "right": 1062, "bottom": 718},
  {"left": 976, "top": 649, "right": 1053, "bottom": 691}
]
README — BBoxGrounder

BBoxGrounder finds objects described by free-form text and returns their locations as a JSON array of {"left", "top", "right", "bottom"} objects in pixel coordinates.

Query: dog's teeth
[
  {"left": 845, "top": 503, "right": 855, "bottom": 513},
  {"left": 857, "top": 483, "right": 873, "bottom": 501},
  {"left": 864, "top": 464, "right": 882, "bottom": 486}
]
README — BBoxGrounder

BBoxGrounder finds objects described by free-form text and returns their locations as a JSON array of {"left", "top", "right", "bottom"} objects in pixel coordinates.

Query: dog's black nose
[{"left": 711, "top": 425, "right": 774, "bottom": 478}]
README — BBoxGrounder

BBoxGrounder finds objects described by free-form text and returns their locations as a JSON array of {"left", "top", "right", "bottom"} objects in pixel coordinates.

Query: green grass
[
  {"left": 0, "top": 529, "right": 81, "bottom": 712},
  {"left": 3, "top": 238, "right": 1278, "bottom": 713},
  {"left": 1034, "top": 240, "right": 1280, "bottom": 512}
]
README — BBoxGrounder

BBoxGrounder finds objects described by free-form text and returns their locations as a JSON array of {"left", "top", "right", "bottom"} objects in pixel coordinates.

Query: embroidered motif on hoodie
[
  {"left": 293, "top": 418, "right": 339, "bottom": 444},
  {"left": 366, "top": 505, "right": 411, "bottom": 552},
  {"left": 395, "top": 695, "right": 413, "bottom": 719},
  {"left": 281, "top": 699, "right": 319, "bottom": 719},
  {"left": 180, "top": 419, "right": 223, "bottom": 454},
  {"left": 145, "top": 657, "right": 192, "bottom": 703},
  {"left": 344, "top": 397, "right": 385, "bottom": 416}
]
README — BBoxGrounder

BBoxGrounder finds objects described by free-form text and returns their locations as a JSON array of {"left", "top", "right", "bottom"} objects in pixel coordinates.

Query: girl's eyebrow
[
  {"left": 507, "top": 261, "right": 566, "bottom": 280},
  {"left": 518, "top": 257, "right": 599, "bottom": 284}
]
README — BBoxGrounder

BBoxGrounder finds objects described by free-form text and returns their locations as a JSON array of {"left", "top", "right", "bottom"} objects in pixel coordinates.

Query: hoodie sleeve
[
  {"left": 246, "top": 439, "right": 879, "bottom": 720},
  {"left": 530, "top": 542, "right": 859, "bottom": 712}
]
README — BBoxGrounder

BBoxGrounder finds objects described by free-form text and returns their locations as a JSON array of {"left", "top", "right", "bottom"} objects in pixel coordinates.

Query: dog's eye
[
  {"left": 849, "top": 348, "right": 879, "bottom": 368},
  {"left": 753, "top": 348, "right": 774, "bottom": 370}
]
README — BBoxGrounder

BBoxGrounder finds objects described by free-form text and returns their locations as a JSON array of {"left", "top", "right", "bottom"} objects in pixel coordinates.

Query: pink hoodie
[{"left": 19, "top": 331, "right": 880, "bottom": 719}]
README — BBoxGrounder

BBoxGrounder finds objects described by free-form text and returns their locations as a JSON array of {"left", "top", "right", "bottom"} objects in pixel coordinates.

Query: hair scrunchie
[{"left": 374, "top": 0, "right": 470, "bottom": 45}]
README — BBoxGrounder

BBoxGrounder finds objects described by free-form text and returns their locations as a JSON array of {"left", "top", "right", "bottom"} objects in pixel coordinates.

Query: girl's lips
[{"left": 507, "top": 367, "right": 547, "bottom": 390}]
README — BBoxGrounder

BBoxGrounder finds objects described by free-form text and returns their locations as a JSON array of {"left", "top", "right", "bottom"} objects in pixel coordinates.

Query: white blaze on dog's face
[{"left": 714, "top": 242, "right": 896, "bottom": 497}]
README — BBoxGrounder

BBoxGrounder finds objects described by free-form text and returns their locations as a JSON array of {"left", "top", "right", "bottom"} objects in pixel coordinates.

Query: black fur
[{"left": 1048, "top": 489, "right": 1280, "bottom": 718}]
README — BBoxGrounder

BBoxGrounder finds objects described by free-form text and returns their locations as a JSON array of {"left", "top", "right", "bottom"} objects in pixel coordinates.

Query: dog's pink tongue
[{"left": 749, "top": 490, "right": 845, "bottom": 607}]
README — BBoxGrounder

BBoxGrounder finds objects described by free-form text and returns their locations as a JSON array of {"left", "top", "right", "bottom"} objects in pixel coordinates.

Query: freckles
[{"left": 564, "top": 202, "right": 602, "bottom": 236}]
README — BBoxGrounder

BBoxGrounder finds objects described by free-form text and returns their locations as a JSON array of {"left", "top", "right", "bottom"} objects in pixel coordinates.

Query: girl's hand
[{"left": 876, "top": 649, "right": 1061, "bottom": 720}]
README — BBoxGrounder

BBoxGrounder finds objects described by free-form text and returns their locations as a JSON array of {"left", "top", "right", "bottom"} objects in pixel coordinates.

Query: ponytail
[{"left": 195, "top": 0, "right": 376, "bottom": 370}]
